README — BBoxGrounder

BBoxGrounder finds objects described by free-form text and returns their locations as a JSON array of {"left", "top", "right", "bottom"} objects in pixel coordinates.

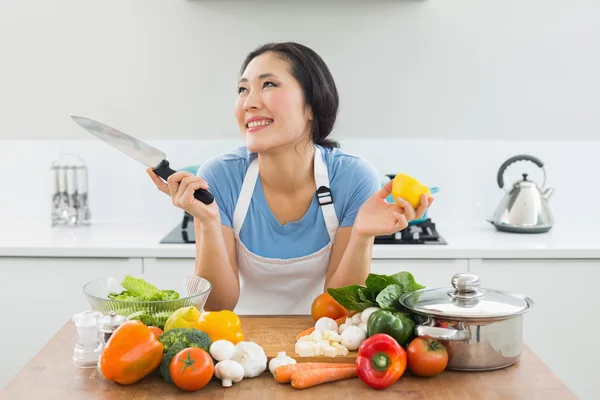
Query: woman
[{"left": 147, "top": 42, "right": 432, "bottom": 314}]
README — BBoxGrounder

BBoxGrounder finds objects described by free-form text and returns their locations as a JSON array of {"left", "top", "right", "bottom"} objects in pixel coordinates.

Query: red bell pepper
[{"left": 356, "top": 333, "right": 407, "bottom": 390}]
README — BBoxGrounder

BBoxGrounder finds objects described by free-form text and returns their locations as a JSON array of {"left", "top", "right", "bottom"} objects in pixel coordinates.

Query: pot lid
[{"left": 399, "top": 273, "right": 533, "bottom": 319}]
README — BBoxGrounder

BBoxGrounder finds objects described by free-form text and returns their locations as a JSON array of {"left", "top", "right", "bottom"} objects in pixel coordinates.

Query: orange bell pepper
[{"left": 99, "top": 320, "right": 164, "bottom": 385}]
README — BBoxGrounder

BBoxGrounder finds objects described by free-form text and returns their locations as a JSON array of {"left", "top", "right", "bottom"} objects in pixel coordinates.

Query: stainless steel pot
[{"left": 398, "top": 273, "right": 534, "bottom": 371}]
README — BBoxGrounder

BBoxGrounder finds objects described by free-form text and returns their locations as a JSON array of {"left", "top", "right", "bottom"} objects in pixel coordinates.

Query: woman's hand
[
  {"left": 353, "top": 180, "right": 434, "bottom": 238},
  {"left": 146, "top": 168, "right": 220, "bottom": 224}
]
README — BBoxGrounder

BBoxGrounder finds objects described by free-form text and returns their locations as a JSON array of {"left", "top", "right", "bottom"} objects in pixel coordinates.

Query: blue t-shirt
[{"left": 196, "top": 145, "right": 381, "bottom": 259}]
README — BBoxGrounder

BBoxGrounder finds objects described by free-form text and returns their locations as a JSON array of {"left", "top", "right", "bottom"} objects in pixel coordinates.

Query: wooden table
[{"left": 0, "top": 316, "right": 576, "bottom": 400}]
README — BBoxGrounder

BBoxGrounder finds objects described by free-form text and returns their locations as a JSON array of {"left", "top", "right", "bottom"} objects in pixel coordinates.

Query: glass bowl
[{"left": 83, "top": 273, "right": 211, "bottom": 329}]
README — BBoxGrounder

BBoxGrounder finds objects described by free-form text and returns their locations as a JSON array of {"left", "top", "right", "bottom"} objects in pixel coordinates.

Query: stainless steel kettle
[{"left": 489, "top": 155, "right": 555, "bottom": 233}]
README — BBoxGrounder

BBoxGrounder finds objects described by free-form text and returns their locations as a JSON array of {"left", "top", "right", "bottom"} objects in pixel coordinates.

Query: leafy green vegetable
[
  {"left": 375, "top": 284, "right": 404, "bottom": 309},
  {"left": 327, "top": 285, "right": 377, "bottom": 311},
  {"left": 108, "top": 275, "right": 180, "bottom": 301},
  {"left": 366, "top": 272, "right": 425, "bottom": 293},
  {"left": 328, "top": 271, "right": 425, "bottom": 313}
]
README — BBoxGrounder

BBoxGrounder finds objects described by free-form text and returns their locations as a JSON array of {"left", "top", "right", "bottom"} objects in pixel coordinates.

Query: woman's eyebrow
[{"left": 238, "top": 73, "right": 279, "bottom": 83}]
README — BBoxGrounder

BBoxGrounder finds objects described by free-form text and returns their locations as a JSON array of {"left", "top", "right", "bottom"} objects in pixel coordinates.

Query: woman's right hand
[{"left": 146, "top": 168, "right": 220, "bottom": 224}]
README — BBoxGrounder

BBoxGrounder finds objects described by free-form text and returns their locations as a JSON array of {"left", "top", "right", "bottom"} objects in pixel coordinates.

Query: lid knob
[{"left": 451, "top": 273, "right": 480, "bottom": 293}]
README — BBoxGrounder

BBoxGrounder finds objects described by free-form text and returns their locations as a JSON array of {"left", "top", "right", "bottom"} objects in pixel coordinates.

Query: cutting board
[{"left": 242, "top": 315, "right": 358, "bottom": 363}]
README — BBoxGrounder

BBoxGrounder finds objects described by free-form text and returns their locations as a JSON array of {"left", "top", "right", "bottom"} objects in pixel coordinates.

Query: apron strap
[
  {"left": 232, "top": 157, "right": 259, "bottom": 235},
  {"left": 232, "top": 146, "right": 339, "bottom": 242},
  {"left": 314, "top": 146, "right": 339, "bottom": 243}
]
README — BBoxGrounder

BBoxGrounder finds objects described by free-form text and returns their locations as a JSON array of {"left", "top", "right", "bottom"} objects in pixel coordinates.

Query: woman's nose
[{"left": 243, "top": 89, "right": 262, "bottom": 111}]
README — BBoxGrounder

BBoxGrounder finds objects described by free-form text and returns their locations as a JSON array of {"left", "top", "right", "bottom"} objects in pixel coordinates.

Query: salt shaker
[
  {"left": 50, "top": 165, "right": 60, "bottom": 226},
  {"left": 71, "top": 310, "right": 103, "bottom": 368},
  {"left": 97, "top": 312, "right": 128, "bottom": 372}
]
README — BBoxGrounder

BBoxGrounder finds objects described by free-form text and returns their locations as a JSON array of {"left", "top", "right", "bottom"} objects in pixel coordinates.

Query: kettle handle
[{"left": 497, "top": 154, "right": 545, "bottom": 189}]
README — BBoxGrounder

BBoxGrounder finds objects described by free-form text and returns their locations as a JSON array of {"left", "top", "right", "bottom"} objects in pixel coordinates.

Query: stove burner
[
  {"left": 161, "top": 213, "right": 446, "bottom": 245},
  {"left": 373, "top": 219, "right": 446, "bottom": 245}
]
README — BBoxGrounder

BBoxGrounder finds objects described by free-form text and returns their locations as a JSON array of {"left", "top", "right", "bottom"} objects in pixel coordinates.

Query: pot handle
[{"left": 416, "top": 325, "right": 470, "bottom": 341}]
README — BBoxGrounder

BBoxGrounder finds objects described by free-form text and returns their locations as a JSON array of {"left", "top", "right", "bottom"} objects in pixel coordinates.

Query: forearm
[
  {"left": 326, "top": 230, "right": 373, "bottom": 289},
  {"left": 194, "top": 218, "right": 239, "bottom": 311}
]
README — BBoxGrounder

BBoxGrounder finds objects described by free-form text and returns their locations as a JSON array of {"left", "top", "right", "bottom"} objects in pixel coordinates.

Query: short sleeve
[
  {"left": 338, "top": 158, "right": 381, "bottom": 227},
  {"left": 196, "top": 158, "right": 236, "bottom": 228}
]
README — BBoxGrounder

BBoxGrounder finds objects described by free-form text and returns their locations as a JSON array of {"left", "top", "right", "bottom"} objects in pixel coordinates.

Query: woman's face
[{"left": 234, "top": 52, "right": 312, "bottom": 154}]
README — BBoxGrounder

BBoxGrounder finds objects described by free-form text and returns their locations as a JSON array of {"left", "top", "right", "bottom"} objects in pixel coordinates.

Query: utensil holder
[{"left": 51, "top": 153, "right": 91, "bottom": 226}]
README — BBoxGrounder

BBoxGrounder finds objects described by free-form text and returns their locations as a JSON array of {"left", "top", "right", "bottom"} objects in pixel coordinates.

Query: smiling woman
[{"left": 146, "top": 42, "right": 433, "bottom": 314}]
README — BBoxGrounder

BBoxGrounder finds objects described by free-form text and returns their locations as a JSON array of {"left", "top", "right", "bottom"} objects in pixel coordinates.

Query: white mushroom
[
  {"left": 209, "top": 340, "right": 236, "bottom": 362},
  {"left": 360, "top": 307, "right": 381, "bottom": 324},
  {"left": 315, "top": 317, "right": 338, "bottom": 334},
  {"left": 341, "top": 325, "right": 367, "bottom": 351},
  {"left": 214, "top": 360, "right": 244, "bottom": 387},
  {"left": 230, "top": 341, "right": 268, "bottom": 378}
]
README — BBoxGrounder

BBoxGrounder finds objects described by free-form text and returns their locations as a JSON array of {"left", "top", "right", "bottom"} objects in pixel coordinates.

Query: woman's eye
[
  {"left": 263, "top": 81, "right": 277, "bottom": 88},
  {"left": 237, "top": 86, "right": 247, "bottom": 94}
]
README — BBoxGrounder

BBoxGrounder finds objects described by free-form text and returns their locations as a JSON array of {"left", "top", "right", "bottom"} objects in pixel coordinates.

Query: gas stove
[
  {"left": 161, "top": 213, "right": 446, "bottom": 245},
  {"left": 373, "top": 219, "right": 447, "bottom": 245}
]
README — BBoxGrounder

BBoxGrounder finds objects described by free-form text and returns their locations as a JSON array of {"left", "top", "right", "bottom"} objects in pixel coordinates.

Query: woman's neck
[{"left": 258, "top": 140, "right": 316, "bottom": 195}]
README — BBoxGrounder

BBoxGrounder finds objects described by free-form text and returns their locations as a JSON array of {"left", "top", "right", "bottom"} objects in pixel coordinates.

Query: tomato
[
  {"left": 311, "top": 292, "right": 348, "bottom": 321},
  {"left": 406, "top": 337, "right": 448, "bottom": 377},
  {"left": 170, "top": 347, "right": 214, "bottom": 391},
  {"left": 148, "top": 326, "right": 163, "bottom": 340}
]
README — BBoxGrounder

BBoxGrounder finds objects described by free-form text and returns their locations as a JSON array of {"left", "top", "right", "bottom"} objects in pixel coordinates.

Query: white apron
[{"left": 231, "top": 146, "right": 339, "bottom": 315}]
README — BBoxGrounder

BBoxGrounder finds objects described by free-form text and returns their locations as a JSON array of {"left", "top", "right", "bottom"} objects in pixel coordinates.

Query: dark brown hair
[{"left": 240, "top": 42, "right": 340, "bottom": 148}]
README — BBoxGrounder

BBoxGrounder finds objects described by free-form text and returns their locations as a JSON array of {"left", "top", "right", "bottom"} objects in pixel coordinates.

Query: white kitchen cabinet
[
  {"left": 469, "top": 259, "right": 600, "bottom": 400},
  {"left": 370, "top": 259, "right": 469, "bottom": 288},
  {"left": 0, "top": 257, "right": 142, "bottom": 390},
  {"left": 143, "top": 257, "right": 196, "bottom": 274}
]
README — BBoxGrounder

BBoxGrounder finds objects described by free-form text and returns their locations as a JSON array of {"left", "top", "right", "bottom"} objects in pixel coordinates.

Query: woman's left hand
[{"left": 354, "top": 180, "right": 434, "bottom": 238}]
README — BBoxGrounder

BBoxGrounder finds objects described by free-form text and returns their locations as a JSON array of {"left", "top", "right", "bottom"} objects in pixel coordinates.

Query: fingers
[
  {"left": 414, "top": 193, "right": 431, "bottom": 220},
  {"left": 146, "top": 168, "right": 169, "bottom": 195},
  {"left": 393, "top": 212, "right": 408, "bottom": 231},
  {"left": 173, "top": 176, "right": 210, "bottom": 208},
  {"left": 395, "top": 197, "right": 416, "bottom": 222},
  {"left": 375, "top": 180, "right": 393, "bottom": 199},
  {"left": 167, "top": 171, "right": 193, "bottom": 198}
]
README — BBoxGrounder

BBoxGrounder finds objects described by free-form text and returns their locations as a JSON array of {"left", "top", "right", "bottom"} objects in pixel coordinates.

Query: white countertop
[{"left": 0, "top": 219, "right": 598, "bottom": 259}]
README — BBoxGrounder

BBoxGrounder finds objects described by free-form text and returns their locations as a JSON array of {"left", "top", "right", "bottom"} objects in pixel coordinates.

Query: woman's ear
[{"left": 305, "top": 105, "right": 313, "bottom": 121}]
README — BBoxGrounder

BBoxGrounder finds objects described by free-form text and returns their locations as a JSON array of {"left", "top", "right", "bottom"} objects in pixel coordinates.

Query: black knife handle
[{"left": 153, "top": 159, "right": 215, "bottom": 205}]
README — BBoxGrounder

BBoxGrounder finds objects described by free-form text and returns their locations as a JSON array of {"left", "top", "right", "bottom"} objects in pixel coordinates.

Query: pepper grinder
[
  {"left": 71, "top": 310, "right": 103, "bottom": 368},
  {"left": 97, "top": 311, "right": 128, "bottom": 372}
]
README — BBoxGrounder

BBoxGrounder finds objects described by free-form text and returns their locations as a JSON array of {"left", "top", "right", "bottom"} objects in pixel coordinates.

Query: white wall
[
  {"left": 1, "top": 0, "right": 599, "bottom": 141},
  {"left": 1, "top": 138, "right": 596, "bottom": 230}
]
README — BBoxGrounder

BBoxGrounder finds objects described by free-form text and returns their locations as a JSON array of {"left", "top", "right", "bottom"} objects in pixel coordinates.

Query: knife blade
[{"left": 70, "top": 116, "right": 214, "bottom": 205}]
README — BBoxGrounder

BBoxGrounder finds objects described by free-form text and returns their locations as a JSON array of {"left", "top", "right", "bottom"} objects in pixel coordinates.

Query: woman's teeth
[{"left": 247, "top": 120, "right": 273, "bottom": 128}]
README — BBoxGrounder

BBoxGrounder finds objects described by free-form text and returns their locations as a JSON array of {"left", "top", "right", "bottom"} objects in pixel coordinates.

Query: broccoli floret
[
  {"left": 157, "top": 328, "right": 212, "bottom": 383},
  {"left": 159, "top": 342, "right": 187, "bottom": 384},
  {"left": 158, "top": 328, "right": 212, "bottom": 354}
]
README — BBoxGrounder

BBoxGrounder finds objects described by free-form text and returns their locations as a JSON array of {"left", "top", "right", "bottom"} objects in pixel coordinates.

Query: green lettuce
[{"left": 108, "top": 276, "right": 180, "bottom": 301}]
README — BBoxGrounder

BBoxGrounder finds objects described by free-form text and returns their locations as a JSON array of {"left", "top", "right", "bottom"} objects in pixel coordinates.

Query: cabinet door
[
  {"left": 143, "top": 258, "right": 196, "bottom": 274},
  {"left": 0, "top": 257, "right": 142, "bottom": 390},
  {"left": 469, "top": 259, "right": 599, "bottom": 400},
  {"left": 370, "top": 259, "right": 469, "bottom": 288}
]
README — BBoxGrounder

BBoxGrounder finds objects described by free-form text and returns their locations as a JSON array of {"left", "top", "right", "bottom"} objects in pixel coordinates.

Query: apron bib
[{"left": 231, "top": 146, "right": 339, "bottom": 315}]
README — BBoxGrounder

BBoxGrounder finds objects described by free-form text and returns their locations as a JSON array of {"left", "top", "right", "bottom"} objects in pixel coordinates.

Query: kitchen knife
[{"left": 70, "top": 115, "right": 214, "bottom": 204}]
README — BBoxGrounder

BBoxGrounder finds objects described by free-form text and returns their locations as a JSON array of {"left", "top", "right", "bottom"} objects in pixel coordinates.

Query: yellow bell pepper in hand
[
  {"left": 196, "top": 310, "right": 245, "bottom": 344},
  {"left": 163, "top": 306, "right": 202, "bottom": 332}
]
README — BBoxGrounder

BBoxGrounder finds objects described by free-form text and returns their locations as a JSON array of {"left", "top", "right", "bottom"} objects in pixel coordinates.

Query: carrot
[
  {"left": 274, "top": 363, "right": 356, "bottom": 384},
  {"left": 295, "top": 314, "right": 352, "bottom": 341},
  {"left": 290, "top": 367, "right": 357, "bottom": 389}
]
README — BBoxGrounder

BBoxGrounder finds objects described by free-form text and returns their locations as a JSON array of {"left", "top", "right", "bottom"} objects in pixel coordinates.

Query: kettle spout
[{"left": 543, "top": 188, "right": 555, "bottom": 200}]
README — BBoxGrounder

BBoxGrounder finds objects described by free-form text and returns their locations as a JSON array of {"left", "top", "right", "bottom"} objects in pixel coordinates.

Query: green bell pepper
[{"left": 366, "top": 309, "right": 415, "bottom": 346}]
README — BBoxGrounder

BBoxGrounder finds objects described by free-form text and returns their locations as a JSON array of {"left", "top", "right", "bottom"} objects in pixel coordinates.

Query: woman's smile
[{"left": 246, "top": 117, "right": 274, "bottom": 133}]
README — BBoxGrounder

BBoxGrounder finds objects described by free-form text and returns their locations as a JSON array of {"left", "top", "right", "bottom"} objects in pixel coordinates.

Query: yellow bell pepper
[
  {"left": 196, "top": 310, "right": 245, "bottom": 344},
  {"left": 163, "top": 306, "right": 202, "bottom": 332}
]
